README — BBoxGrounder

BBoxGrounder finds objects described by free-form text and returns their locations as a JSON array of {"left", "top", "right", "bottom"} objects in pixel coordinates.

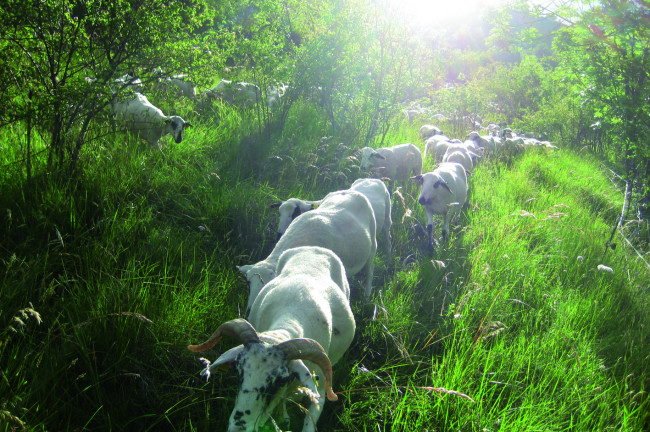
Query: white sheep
[
  {"left": 419, "top": 124, "right": 443, "bottom": 140},
  {"left": 423, "top": 135, "right": 452, "bottom": 161},
  {"left": 359, "top": 143, "right": 423, "bottom": 193},
  {"left": 112, "top": 93, "right": 192, "bottom": 147},
  {"left": 238, "top": 189, "right": 377, "bottom": 310},
  {"left": 443, "top": 141, "right": 479, "bottom": 156},
  {"left": 160, "top": 75, "right": 197, "bottom": 100},
  {"left": 520, "top": 138, "right": 558, "bottom": 150},
  {"left": 272, "top": 179, "right": 392, "bottom": 256},
  {"left": 152, "top": 68, "right": 197, "bottom": 100},
  {"left": 349, "top": 178, "right": 392, "bottom": 256},
  {"left": 597, "top": 264, "right": 613, "bottom": 273},
  {"left": 412, "top": 162, "right": 468, "bottom": 248},
  {"left": 441, "top": 142, "right": 480, "bottom": 168},
  {"left": 466, "top": 131, "right": 498, "bottom": 154},
  {"left": 442, "top": 150, "right": 474, "bottom": 173},
  {"left": 403, "top": 108, "right": 425, "bottom": 122},
  {"left": 486, "top": 123, "right": 501, "bottom": 136},
  {"left": 460, "top": 139, "right": 481, "bottom": 154},
  {"left": 188, "top": 246, "right": 355, "bottom": 432},
  {"left": 541, "top": 141, "right": 559, "bottom": 150},
  {"left": 205, "top": 79, "right": 261, "bottom": 106}
]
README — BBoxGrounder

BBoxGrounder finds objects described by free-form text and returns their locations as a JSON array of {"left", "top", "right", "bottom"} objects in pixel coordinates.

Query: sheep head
[
  {"left": 188, "top": 319, "right": 337, "bottom": 432},
  {"left": 237, "top": 261, "right": 275, "bottom": 316},
  {"left": 273, "top": 198, "right": 319, "bottom": 240},
  {"left": 359, "top": 147, "right": 386, "bottom": 171},
  {"left": 165, "top": 116, "right": 191, "bottom": 143},
  {"left": 416, "top": 172, "right": 451, "bottom": 206}
]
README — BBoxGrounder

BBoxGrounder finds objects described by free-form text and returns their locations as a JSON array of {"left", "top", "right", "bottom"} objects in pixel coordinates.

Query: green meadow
[{"left": 1, "top": 111, "right": 647, "bottom": 431}]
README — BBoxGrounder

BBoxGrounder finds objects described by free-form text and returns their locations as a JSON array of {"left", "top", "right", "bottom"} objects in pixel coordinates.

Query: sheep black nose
[{"left": 418, "top": 196, "right": 428, "bottom": 205}]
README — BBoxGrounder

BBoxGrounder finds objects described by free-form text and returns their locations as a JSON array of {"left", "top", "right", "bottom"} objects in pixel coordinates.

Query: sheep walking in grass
[
  {"left": 443, "top": 150, "right": 475, "bottom": 173},
  {"left": 189, "top": 246, "right": 355, "bottom": 432},
  {"left": 467, "top": 131, "right": 500, "bottom": 155},
  {"left": 419, "top": 124, "right": 444, "bottom": 140},
  {"left": 349, "top": 178, "right": 392, "bottom": 256},
  {"left": 423, "top": 135, "right": 452, "bottom": 161},
  {"left": 112, "top": 93, "right": 191, "bottom": 147},
  {"left": 359, "top": 143, "right": 422, "bottom": 193},
  {"left": 412, "top": 162, "right": 468, "bottom": 249},
  {"left": 273, "top": 178, "right": 392, "bottom": 256},
  {"left": 441, "top": 142, "right": 480, "bottom": 172},
  {"left": 239, "top": 189, "right": 377, "bottom": 312},
  {"left": 159, "top": 75, "right": 197, "bottom": 100},
  {"left": 203, "top": 79, "right": 262, "bottom": 106}
]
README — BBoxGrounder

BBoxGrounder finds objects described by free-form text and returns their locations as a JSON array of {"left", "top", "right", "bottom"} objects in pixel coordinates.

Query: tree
[
  {"left": 553, "top": 0, "right": 650, "bottom": 183},
  {"left": 0, "top": 0, "right": 214, "bottom": 177}
]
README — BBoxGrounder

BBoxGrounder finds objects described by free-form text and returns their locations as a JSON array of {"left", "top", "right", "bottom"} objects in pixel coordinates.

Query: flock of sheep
[
  {"left": 176, "top": 107, "right": 556, "bottom": 430},
  {"left": 106, "top": 72, "right": 557, "bottom": 431}
]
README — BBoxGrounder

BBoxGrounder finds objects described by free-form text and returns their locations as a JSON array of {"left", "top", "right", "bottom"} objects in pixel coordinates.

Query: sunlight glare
[{"left": 382, "top": 0, "right": 511, "bottom": 36}]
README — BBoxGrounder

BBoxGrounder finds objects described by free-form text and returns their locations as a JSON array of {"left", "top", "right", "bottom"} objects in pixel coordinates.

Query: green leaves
[{"left": 0, "top": 0, "right": 212, "bottom": 175}]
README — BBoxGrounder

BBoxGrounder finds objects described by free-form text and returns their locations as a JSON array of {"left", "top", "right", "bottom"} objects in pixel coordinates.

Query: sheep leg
[
  {"left": 363, "top": 255, "right": 375, "bottom": 299},
  {"left": 425, "top": 211, "right": 435, "bottom": 250},
  {"left": 427, "top": 223, "right": 434, "bottom": 250},
  {"left": 441, "top": 211, "right": 451, "bottom": 242},
  {"left": 384, "top": 224, "right": 392, "bottom": 257}
]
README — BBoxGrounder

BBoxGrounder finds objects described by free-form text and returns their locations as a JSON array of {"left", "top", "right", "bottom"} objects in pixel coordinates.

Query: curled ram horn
[
  {"left": 187, "top": 318, "right": 260, "bottom": 352},
  {"left": 277, "top": 338, "right": 338, "bottom": 402}
]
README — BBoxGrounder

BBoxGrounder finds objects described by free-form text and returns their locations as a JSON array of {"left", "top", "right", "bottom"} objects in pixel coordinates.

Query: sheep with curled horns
[{"left": 188, "top": 246, "right": 355, "bottom": 432}]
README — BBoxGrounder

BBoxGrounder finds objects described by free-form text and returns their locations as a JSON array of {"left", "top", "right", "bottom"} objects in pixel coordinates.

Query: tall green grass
[
  {"left": 1, "top": 108, "right": 648, "bottom": 432},
  {"left": 332, "top": 149, "right": 648, "bottom": 431}
]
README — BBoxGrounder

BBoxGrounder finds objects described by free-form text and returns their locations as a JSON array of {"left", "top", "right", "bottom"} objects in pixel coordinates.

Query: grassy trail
[{"left": 0, "top": 127, "right": 648, "bottom": 431}]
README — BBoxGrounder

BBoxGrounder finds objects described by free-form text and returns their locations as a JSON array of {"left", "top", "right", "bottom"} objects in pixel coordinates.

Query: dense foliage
[{"left": 0, "top": 0, "right": 648, "bottom": 431}]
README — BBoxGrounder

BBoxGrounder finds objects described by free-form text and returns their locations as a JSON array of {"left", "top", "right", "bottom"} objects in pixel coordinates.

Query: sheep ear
[
  {"left": 410, "top": 175, "right": 422, "bottom": 182},
  {"left": 269, "top": 202, "right": 282, "bottom": 208},
  {"left": 237, "top": 265, "right": 252, "bottom": 275},
  {"left": 289, "top": 360, "right": 320, "bottom": 395},
  {"left": 212, "top": 345, "right": 244, "bottom": 368}
]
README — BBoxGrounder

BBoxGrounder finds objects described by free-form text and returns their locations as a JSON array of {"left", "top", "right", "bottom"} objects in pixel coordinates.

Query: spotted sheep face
[
  {"left": 166, "top": 116, "right": 192, "bottom": 143},
  {"left": 228, "top": 342, "right": 296, "bottom": 432}
]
